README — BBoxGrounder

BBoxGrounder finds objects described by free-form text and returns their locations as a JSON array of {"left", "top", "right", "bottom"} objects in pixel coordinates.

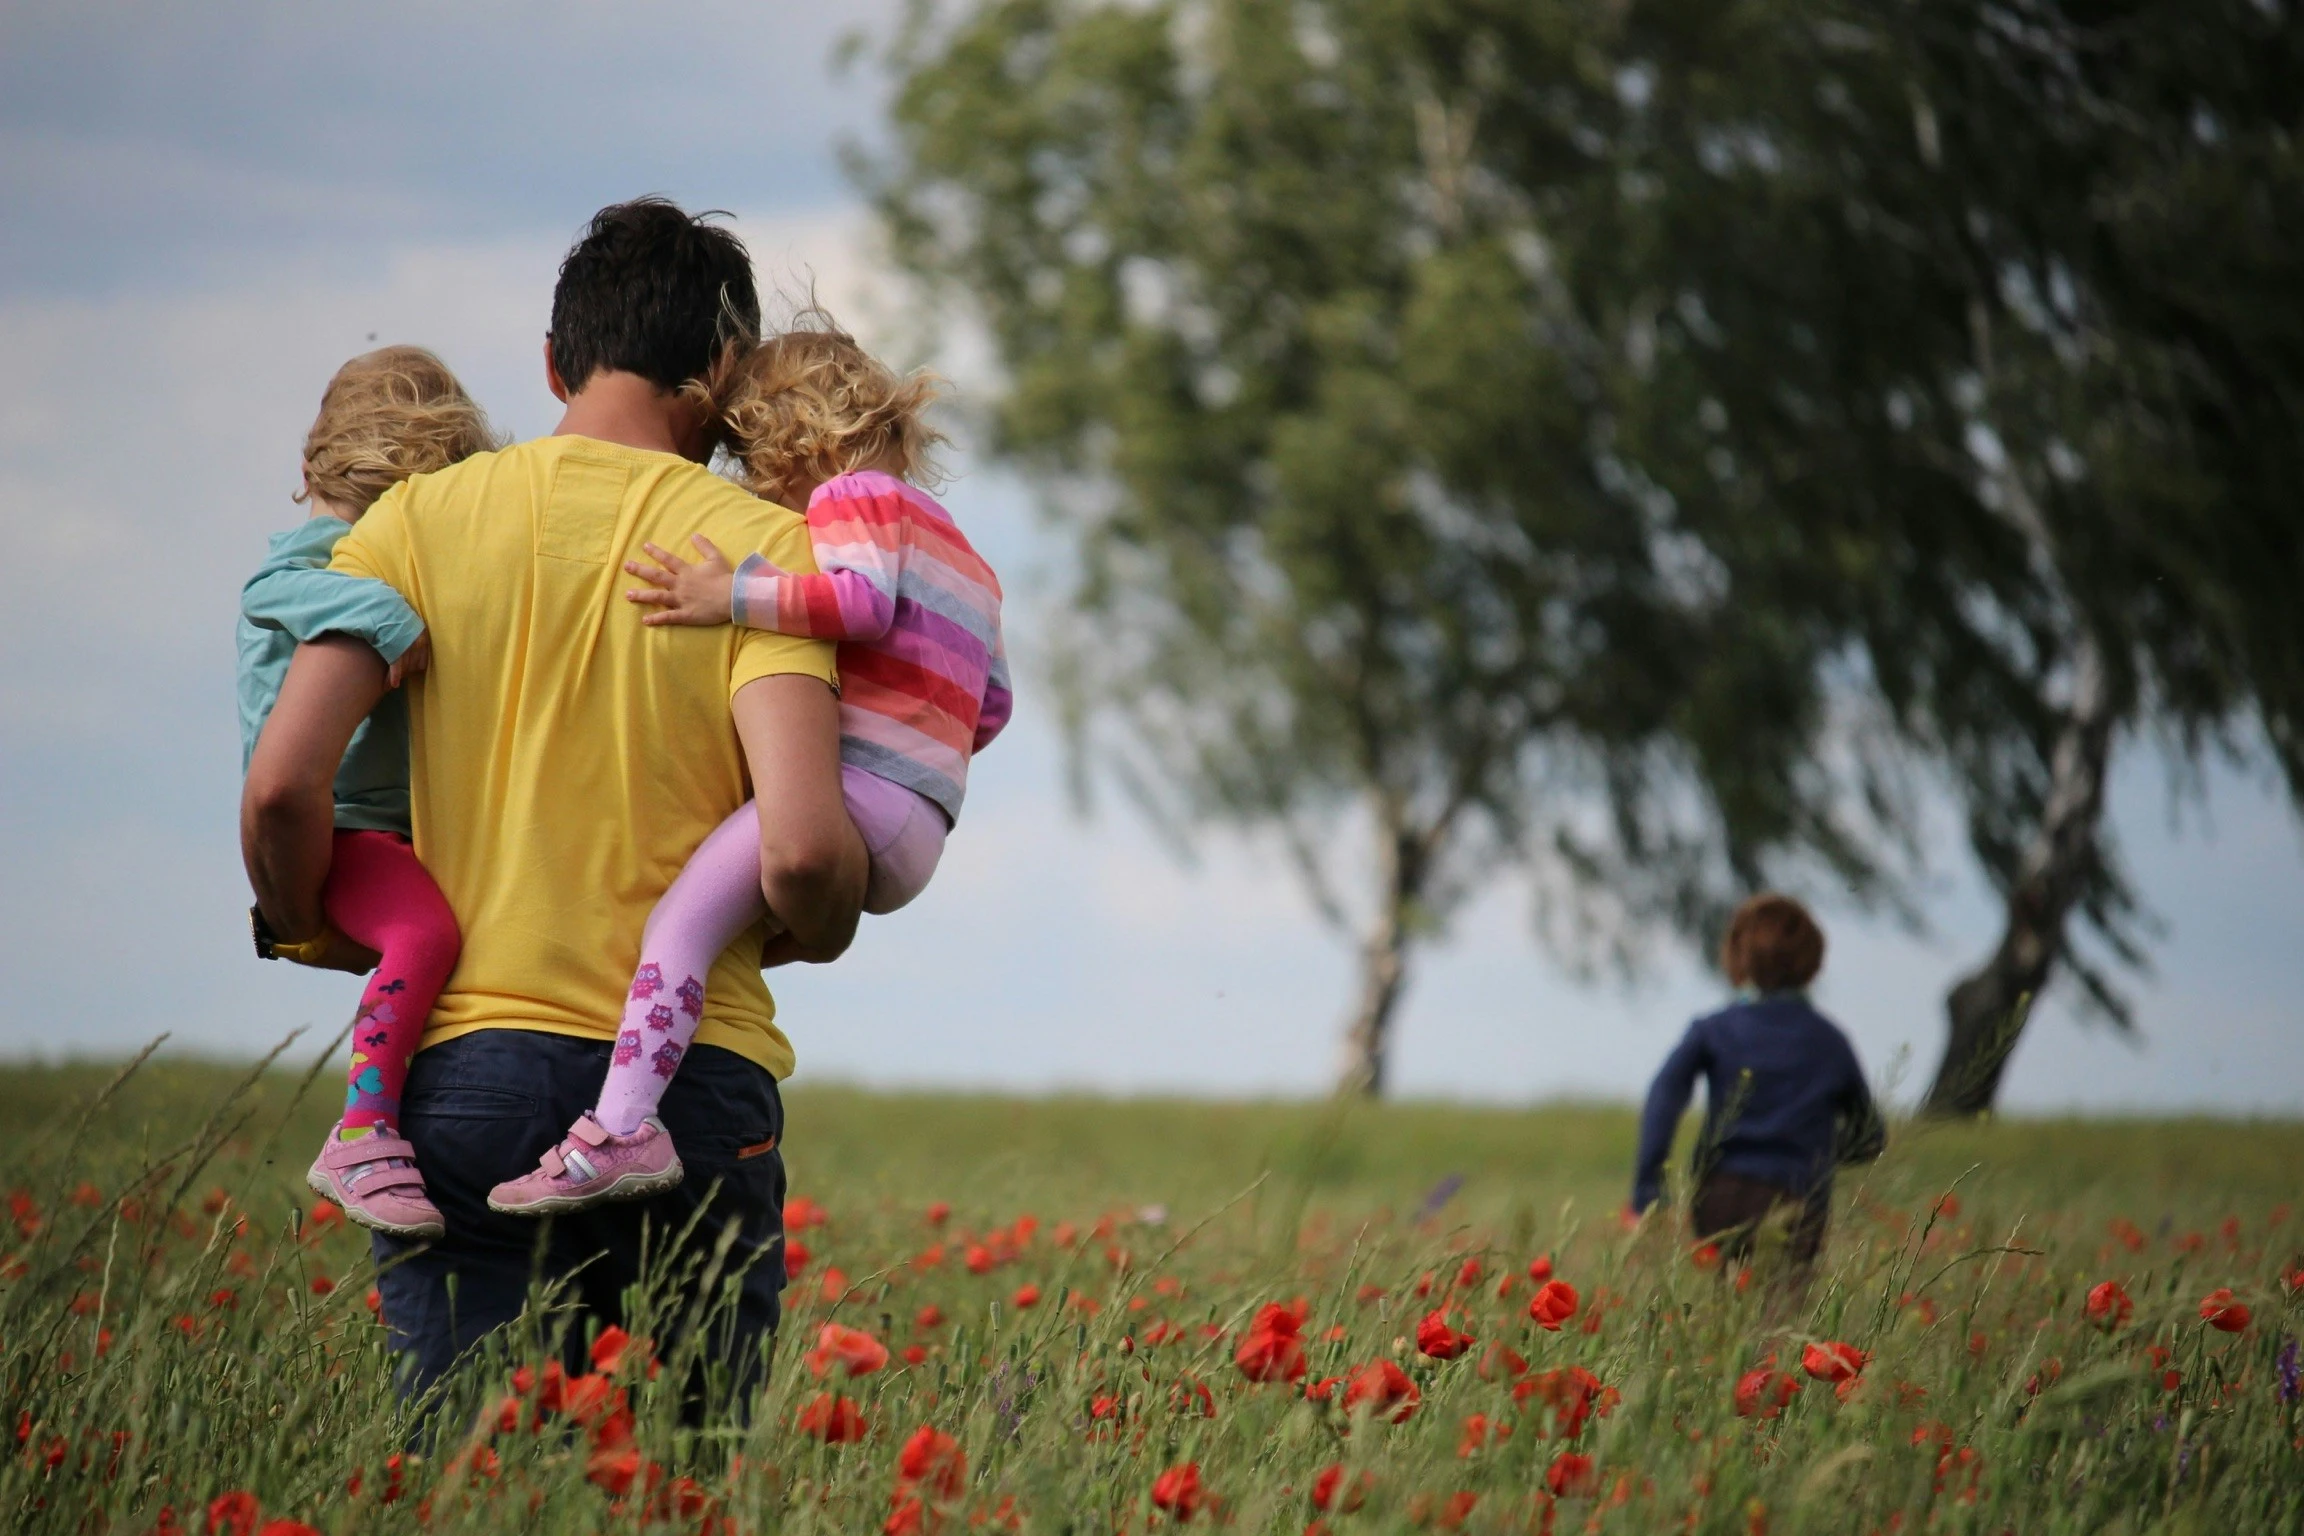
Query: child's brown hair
[
  {"left": 694, "top": 310, "right": 947, "bottom": 503},
  {"left": 298, "top": 346, "right": 499, "bottom": 515},
  {"left": 1719, "top": 893, "right": 1826, "bottom": 993}
]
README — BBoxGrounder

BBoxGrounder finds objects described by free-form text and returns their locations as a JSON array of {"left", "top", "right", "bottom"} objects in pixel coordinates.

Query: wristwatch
[{"left": 250, "top": 905, "right": 340, "bottom": 966}]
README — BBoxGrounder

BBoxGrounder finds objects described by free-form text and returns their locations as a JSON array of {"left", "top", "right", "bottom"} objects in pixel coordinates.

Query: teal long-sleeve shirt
[{"left": 236, "top": 513, "right": 426, "bottom": 836}]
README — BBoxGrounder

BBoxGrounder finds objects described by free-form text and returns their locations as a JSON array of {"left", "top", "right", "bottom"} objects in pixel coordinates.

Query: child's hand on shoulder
[{"left": 625, "top": 535, "right": 739, "bottom": 627}]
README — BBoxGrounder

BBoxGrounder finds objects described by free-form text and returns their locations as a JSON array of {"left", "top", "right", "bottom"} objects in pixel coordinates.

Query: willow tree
[
  {"left": 865, "top": 0, "right": 1905, "bottom": 1093},
  {"left": 865, "top": 0, "right": 2304, "bottom": 1101}
]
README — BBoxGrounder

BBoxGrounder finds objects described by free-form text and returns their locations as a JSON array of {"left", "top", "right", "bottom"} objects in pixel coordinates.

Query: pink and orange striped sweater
[{"left": 731, "top": 470, "right": 1010, "bottom": 822}]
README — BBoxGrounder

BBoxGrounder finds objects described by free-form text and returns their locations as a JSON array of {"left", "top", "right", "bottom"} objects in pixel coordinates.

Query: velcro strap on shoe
[
  {"left": 571, "top": 1114, "right": 611, "bottom": 1148},
  {"left": 541, "top": 1148, "right": 567, "bottom": 1177},
  {"left": 341, "top": 1159, "right": 428, "bottom": 1196}
]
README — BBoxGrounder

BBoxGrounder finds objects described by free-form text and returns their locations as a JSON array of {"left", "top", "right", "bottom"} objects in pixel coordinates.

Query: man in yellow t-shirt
[{"left": 242, "top": 199, "right": 866, "bottom": 1395}]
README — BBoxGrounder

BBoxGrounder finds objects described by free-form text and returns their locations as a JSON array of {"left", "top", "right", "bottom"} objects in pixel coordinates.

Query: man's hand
[
  {"left": 243, "top": 636, "right": 389, "bottom": 946},
  {"left": 625, "top": 535, "right": 740, "bottom": 627},
  {"left": 384, "top": 630, "right": 431, "bottom": 690},
  {"left": 732, "top": 673, "right": 866, "bottom": 959}
]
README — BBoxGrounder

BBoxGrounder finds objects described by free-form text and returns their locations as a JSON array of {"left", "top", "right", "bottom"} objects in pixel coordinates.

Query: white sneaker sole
[
  {"left": 305, "top": 1168, "right": 446, "bottom": 1241},
  {"left": 485, "top": 1159, "right": 686, "bottom": 1217}
]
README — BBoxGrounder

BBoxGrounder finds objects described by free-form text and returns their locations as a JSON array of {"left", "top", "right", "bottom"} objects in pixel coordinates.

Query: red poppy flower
[
  {"left": 590, "top": 1325, "right": 632, "bottom": 1375},
  {"left": 1436, "top": 1491, "right": 1478, "bottom": 1529},
  {"left": 1150, "top": 1462, "right": 1204, "bottom": 1521},
  {"left": 1733, "top": 1368, "right": 1802, "bottom": 1419},
  {"left": 784, "top": 1195, "right": 828, "bottom": 1230},
  {"left": 1526, "top": 1255, "right": 1554, "bottom": 1283},
  {"left": 916, "top": 1304, "right": 945, "bottom": 1330},
  {"left": 1800, "top": 1342, "right": 1868, "bottom": 1383},
  {"left": 925, "top": 1202, "right": 951, "bottom": 1226},
  {"left": 964, "top": 1244, "right": 994, "bottom": 1274},
  {"left": 1457, "top": 1413, "right": 1497, "bottom": 1456},
  {"left": 806, "top": 1323, "right": 891, "bottom": 1379},
  {"left": 560, "top": 1371, "right": 625, "bottom": 1428},
  {"left": 896, "top": 1425, "right": 967, "bottom": 1500},
  {"left": 1690, "top": 1242, "right": 1722, "bottom": 1272},
  {"left": 1341, "top": 1360, "right": 1421, "bottom": 1423},
  {"left": 2085, "top": 1281, "right": 2133, "bottom": 1330},
  {"left": 1310, "top": 1464, "right": 1371, "bottom": 1512},
  {"left": 1415, "top": 1309, "right": 1474, "bottom": 1361},
  {"left": 1477, "top": 1343, "right": 1529, "bottom": 1381},
  {"left": 586, "top": 1438, "right": 642, "bottom": 1495},
  {"left": 1546, "top": 1452, "right": 1598, "bottom": 1497},
  {"left": 1528, "top": 1280, "right": 1579, "bottom": 1331},
  {"left": 256, "top": 1522, "right": 322, "bottom": 1536},
  {"left": 1011, "top": 1283, "right": 1041, "bottom": 1308},
  {"left": 2198, "top": 1288, "right": 2251, "bottom": 1332},
  {"left": 797, "top": 1392, "right": 869, "bottom": 1443},
  {"left": 1515, "top": 1366, "right": 1618, "bottom": 1437},
  {"left": 1304, "top": 1375, "right": 1342, "bottom": 1402},
  {"left": 1453, "top": 1258, "right": 1483, "bottom": 1289},
  {"left": 206, "top": 1492, "right": 260, "bottom": 1536},
  {"left": 1170, "top": 1377, "right": 1216, "bottom": 1418},
  {"left": 820, "top": 1265, "right": 849, "bottom": 1301},
  {"left": 1235, "top": 1301, "right": 1309, "bottom": 1383}
]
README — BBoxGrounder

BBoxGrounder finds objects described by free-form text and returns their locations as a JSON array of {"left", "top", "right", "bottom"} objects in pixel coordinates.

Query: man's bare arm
[
  {"left": 242, "top": 635, "right": 389, "bottom": 969},
  {"left": 732, "top": 673, "right": 866, "bottom": 960}
]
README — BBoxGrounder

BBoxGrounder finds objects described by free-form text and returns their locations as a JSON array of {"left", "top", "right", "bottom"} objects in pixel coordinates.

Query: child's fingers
[
  {"left": 625, "top": 586, "right": 677, "bottom": 607},
  {"left": 623, "top": 560, "right": 674, "bottom": 589},
  {"left": 688, "top": 533, "right": 730, "bottom": 568},
  {"left": 640, "top": 541, "right": 687, "bottom": 573}
]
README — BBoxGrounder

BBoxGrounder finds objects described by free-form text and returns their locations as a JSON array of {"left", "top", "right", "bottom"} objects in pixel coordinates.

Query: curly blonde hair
[
  {"left": 298, "top": 346, "right": 500, "bottom": 514},
  {"left": 692, "top": 313, "right": 947, "bottom": 503}
]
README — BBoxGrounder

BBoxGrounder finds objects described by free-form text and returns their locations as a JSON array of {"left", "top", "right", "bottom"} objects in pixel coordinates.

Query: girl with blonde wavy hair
[
  {"left": 238, "top": 346, "right": 500, "bottom": 1238},
  {"left": 487, "top": 315, "right": 1013, "bottom": 1215}
]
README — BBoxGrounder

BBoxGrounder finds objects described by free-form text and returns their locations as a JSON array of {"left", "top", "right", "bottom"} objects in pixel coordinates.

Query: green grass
[{"left": 3, "top": 1054, "right": 2300, "bottom": 1534}]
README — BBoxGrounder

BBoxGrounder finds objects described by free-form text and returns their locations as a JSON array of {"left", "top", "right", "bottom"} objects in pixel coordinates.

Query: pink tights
[
  {"left": 593, "top": 768, "right": 945, "bottom": 1135},
  {"left": 322, "top": 830, "right": 460, "bottom": 1133}
]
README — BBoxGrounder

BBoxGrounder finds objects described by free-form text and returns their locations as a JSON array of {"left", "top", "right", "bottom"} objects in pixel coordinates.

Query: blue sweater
[
  {"left": 236, "top": 514, "right": 427, "bottom": 836},
  {"left": 1630, "top": 994, "right": 1884, "bottom": 1212}
]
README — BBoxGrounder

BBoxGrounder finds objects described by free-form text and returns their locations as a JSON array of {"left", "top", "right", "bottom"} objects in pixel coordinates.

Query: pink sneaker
[
  {"left": 487, "top": 1113, "right": 683, "bottom": 1215},
  {"left": 306, "top": 1124, "right": 445, "bottom": 1240}
]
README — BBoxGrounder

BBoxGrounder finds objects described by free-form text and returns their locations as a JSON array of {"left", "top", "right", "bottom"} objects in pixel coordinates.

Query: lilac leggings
[{"left": 592, "top": 766, "right": 946, "bottom": 1134}]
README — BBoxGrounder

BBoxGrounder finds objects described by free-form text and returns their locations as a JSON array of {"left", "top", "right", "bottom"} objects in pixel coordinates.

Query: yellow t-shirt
[{"left": 330, "top": 435, "right": 835, "bottom": 1078}]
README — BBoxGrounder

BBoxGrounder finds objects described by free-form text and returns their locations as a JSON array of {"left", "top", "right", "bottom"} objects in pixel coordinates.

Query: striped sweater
[{"left": 731, "top": 470, "right": 1010, "bottom": 822}]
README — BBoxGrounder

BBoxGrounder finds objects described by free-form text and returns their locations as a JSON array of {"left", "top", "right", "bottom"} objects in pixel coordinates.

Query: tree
[
  {"left": 866, "top": 0, "right": 1908, "bottom": 1093},
  {"left": 864, "top": 0, "right": 2304, "bottom": 1104}
]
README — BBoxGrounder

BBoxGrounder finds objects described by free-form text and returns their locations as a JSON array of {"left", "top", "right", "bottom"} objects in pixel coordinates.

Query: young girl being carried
[
  {"left": 487, "top": 318, "right": 1011, "bottom": 1214},
  {"left": 239, "top": 347, "right": 499, "bottom": 1238}
]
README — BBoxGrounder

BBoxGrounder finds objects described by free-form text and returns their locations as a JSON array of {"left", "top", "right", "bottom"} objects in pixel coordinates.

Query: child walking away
[
  {"left": 239, "top": 347, "right": 498, "bottom": 1238},
  {"left": 487, "top": 318, "right": 1009, "bottom": 1215},
  {"left": 1628, "top": 894, "right": 1885, "bottom": 1272}
]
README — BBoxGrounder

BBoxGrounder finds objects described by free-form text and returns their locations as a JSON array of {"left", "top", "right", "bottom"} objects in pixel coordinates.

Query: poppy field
[{"left": 3, "top": 1055, "right": 2301, "bottom": 1535}]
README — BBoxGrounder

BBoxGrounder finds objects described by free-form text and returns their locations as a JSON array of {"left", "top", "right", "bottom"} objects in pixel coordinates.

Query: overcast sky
[{"left": 2, "top": 0, "right": 2299, "bottom": 1114}]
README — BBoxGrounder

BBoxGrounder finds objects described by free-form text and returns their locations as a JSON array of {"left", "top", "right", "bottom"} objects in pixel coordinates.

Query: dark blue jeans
[{"left": 372, "top": 1030, "right": 787, "bottom": 1399}]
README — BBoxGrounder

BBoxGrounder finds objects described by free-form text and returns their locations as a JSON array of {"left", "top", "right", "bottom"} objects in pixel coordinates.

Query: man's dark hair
[{"left": 549, "top": 197, "right": 760, "bottom": 394}]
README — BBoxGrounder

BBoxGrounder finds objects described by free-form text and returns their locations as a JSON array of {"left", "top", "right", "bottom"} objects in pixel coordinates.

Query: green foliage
[
  {"left": 868, "top": 0, "right": 1917, "bottom": 972},
  {"left": 863, "top": 0, "right": 2304, "bottom": 1077},
  {"left": 4, "top": 1058, "right": 2302, "bottom": 1533}
]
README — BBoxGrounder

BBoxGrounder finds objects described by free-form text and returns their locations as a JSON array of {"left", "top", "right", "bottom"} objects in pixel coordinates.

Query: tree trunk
[
  {"left": 1334, "top": 815, "right": 1422, "bottom": 1098},
  {"left": 1923, "top": 634, "right": 2116, "bottom": 1116}
]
